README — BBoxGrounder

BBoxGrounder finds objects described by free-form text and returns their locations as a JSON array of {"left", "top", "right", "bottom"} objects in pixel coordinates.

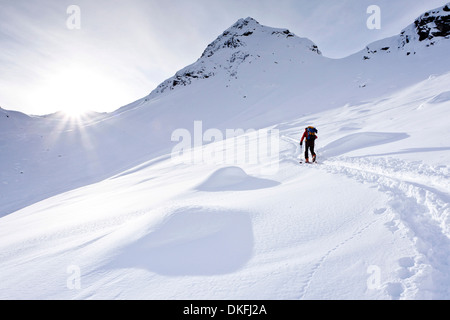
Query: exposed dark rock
[
  {"left": 272, "top": 29, "right": 295, "bottom": 38},
  {"left": 414, "top": 12, "right": 450, "bottom": 41},
  {"left": 155, "top": 67, "right": 215, "bottom": 94},
  {"left": 233, "top": 18, "right": 253, "bottom": 29},
  {"left": 229, "top": 51, "right": 250, "bottom": 64},
  {"left": 223, "top": 36, "right": 243, "bottom": 49},
  {"left": 433, "top": 15, "right": 450, "bottom": 37},
  {"left": 310, "top": 45, "right": 321, "bottom": 55}
]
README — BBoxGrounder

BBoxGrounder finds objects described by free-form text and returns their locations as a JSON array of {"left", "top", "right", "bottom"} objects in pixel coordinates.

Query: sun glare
[
  {"left": 63, "top": 107, "right": 89, "bottom": 118},
  {"left": 31, "top": 64, "right": 128, "bottom": 115}
]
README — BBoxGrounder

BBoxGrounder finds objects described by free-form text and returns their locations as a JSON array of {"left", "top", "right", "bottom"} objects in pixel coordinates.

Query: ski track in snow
[
  {"left": 282, "top": 134, "right": 450, "bottom": 299},
  {"left": 323, "top": 158, "right": 450, "bottom": 299},
  {"left": 298, "top": 218, "right": 380, "bottom": 299}
]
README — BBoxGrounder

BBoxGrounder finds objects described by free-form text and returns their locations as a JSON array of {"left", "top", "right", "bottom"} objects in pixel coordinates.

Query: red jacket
[{"left": 300, "top": 130, "right": 318, "bottom": 144}]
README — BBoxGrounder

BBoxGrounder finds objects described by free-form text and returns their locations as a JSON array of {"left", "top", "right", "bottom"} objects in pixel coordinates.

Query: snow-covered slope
[
  {"left": 2, "top": 9, "right": 450, "bottom": 218},
  {"left": 0, "top": 4, "right": 449, "bottom": 300}
]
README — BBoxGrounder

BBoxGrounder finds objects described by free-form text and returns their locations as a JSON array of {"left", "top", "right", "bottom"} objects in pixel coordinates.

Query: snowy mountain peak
[
  {"left": 200, "top": 17, "right": 264, "bottom": 59},
  {"left": 230, "top": 17, "right": 260, "bottom": 31},
  {"left": 200, "top": 17, "right": 320, "bottom": 58},
  {"left": 362, "top": 3, "right": 450, "bottom": 59},
  {"left": 148, "top": 17, "right": 321, "bottom": 97}
]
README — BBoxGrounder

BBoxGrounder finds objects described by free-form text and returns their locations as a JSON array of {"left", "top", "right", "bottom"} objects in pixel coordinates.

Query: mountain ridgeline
[{"left": 148, "top": 4, "right": 450, "bottom": 98}]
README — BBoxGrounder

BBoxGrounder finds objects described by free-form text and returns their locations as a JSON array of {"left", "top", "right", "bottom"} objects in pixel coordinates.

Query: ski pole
[{"left": 300, "top": 142, "right": 303, "bottom": 160}]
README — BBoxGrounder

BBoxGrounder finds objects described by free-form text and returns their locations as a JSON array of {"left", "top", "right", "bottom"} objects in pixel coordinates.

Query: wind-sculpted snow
[
  {"left": 320, "top": 132, "right": 409, "bottom": 158},
  {"left": 428, "top": 91, "right": 450, "bottom": 104},
  {"left": 109, "top": 207, "right": 253, "bottom": 276},
  {"left": 196, "top": 166, "right": 279, "bottom": 192}
]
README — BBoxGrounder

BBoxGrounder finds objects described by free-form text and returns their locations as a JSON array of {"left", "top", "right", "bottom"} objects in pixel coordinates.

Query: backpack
[{"left": 306, "top": 126, "right": 318, "bottom": 140}]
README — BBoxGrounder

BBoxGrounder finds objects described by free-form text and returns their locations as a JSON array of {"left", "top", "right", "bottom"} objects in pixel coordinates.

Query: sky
[{"left": 0, "top": 0, "right": 448, "bottom": 115}]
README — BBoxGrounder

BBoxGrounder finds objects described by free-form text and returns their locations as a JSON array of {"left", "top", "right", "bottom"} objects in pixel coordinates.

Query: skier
[{"left": 300, "top": 126, "right": 318, "bottom": 163}]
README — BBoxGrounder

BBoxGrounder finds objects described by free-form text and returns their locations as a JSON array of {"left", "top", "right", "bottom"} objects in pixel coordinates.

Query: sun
[
  {"left": 63, "top": 106, "right": 89, "bottom": 119},
  {"left": 32, "top": 64, "right": 121, "bottom": 116}
]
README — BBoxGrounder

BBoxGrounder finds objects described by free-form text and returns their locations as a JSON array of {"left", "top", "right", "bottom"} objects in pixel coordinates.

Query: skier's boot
[
  {"left": 305, "top": 158, "right": 310, "bottom": 163},
  {"left": 313, "top": 155, "right": 316, "bottom": 163}
]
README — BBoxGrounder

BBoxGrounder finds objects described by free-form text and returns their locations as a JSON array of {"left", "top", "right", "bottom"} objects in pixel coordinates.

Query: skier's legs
[
  {"left": 310, "top": 141, "right": 316, "bottom": 158},
  {"left": 304, "top": 140, "right": 316, "bottom": 162},
  {"left": 305, "top": 140, "right": 313, "bottom": 160},
  {"left": 305, "top": 140, "right": 311, "bottom": 160}
]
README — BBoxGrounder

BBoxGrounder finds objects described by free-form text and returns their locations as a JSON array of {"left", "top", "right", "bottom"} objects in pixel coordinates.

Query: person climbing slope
[{"left": 300, "top": 126, "right": 318, "bottom": 163}]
